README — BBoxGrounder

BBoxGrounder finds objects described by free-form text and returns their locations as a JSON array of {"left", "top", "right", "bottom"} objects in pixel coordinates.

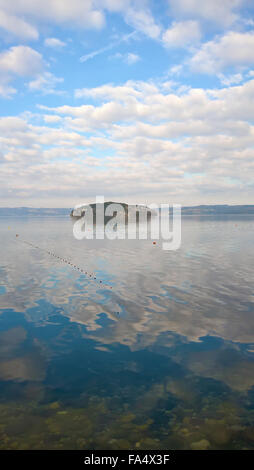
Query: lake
[{"left": 0, "top": 215, "right": 254, "bottom": 450}]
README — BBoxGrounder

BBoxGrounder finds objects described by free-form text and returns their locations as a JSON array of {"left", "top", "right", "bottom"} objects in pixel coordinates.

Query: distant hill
[
  {"left": 71, "top": 203, "right": 254, "bottom": 218},
  {"left": 0, "top": 205, "right": 254, "bottom": 217},
  {"left": 0, "top": 207, "right": 71, "bottom": 217},
  {"left": 180, "top": 205, "right": 254, "bottom": 215}
]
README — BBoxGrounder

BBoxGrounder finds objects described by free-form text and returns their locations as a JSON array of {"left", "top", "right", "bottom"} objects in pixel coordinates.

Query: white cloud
[
  {"left": 0, "top": 45, "right": 43, "bottom": 76},
  {"left": 0, "top": 83, "right": 16, "bottom": 98},
  {"left": 163, "top": 20, "right": 201, "bottom": 48},
  {"left": 0, "top": 45, "right": 44, "bottom": 97},
  {"left": 52, "top": 79, "right": 254, "bottom": 126},
  {"left": 44, "top": 37, "right": 66, "bottom": 48},
  {"left": 98, "top": 0, "right": 162, "bottom": 38},
  {"left": 0, "top": 0, "right": 160, "bottom": 41},
  {"left": 124, "top": 5, "right": 161, "bottom": 39},
  {"left": 1, "top": 79, "right": 254, "bottom": 205},
  {"left": 168, "top": 0, "right": 245, "bottom": 26},
  {"left": 96, "top": 0, "right": 132, "bottom": 12},
  {"left": 28, "top": 72, "right": 64, "bottom": 95},
  {"left": 125, "top": 52, "right": 140, "bottom": 65},
  {"left": 0, "top": 9, "right": 38, "bottom": 40},
  {"left": 0, "top": 0, "right": 105, "bottom": 32},
  {"left": 168, "top": 64, "right": 183, "bottom": 76},
  {"left": 218, "top": 73, "right": 243, "bottom": 86},
  {"left": 113, "top": 52, "right": 140, "bottom": 65},
  {"left": 190, "top": 31, "right": 254, "bottom": 73},
  {"left": 0, "top": 2, "right": 253, "bottom": 206},
  {"left": 0, "top": 45, "right": 63, "bottom": 97},
  {"left": 43, "top": 115, "right": 62, "bottom": 123},
  {"left": 74, "top": 82, "right": 142, "bottom": 100}
]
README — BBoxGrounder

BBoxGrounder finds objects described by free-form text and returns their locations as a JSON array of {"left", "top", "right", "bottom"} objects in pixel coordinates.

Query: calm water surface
[{"left": 0, "top": 215, "right": 254, "bottom": 450}]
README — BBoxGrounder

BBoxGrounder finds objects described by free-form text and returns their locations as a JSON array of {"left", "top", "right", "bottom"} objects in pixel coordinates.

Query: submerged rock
[{"left": 191, "top": 439, "right": 210, "bottom": 450}]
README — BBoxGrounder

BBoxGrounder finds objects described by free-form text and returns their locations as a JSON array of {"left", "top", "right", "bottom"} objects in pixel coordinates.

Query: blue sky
[{"left": 0, "top": 0, "right": 254, "bottom": 207}]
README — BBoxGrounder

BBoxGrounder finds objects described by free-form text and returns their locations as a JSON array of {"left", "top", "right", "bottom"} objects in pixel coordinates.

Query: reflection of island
[{"left": 70, "top": 201, "right": 156, "bottom": 223}]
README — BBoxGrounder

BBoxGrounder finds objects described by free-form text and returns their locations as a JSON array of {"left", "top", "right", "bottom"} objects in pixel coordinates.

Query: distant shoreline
[{"left": 0, "top": 205, "right": 254, "bottom": 217}]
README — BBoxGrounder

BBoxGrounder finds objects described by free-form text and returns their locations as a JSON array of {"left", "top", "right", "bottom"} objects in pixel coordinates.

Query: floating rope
[{"left": 16, "top": 235, "right": 113, "bottom": 290}]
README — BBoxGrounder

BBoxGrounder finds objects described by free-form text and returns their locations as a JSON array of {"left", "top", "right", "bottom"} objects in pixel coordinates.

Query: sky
[{"left": 0, "top": 0, "right": 254, "bottom": 207}]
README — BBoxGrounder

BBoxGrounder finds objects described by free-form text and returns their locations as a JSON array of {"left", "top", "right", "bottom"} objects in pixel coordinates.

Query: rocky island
[{"left": 70, "top": 201, "right": 155, "bottom": 223}]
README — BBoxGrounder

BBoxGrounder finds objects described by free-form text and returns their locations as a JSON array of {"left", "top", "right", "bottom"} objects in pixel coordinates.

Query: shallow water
[{"left": 0, "top": 215, "right": 254, "bottom": 450}]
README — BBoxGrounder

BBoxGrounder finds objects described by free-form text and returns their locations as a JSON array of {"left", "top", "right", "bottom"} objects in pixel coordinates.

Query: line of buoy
[{"left": 16, "top": 235, "right": 113, "bottom": 290}]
